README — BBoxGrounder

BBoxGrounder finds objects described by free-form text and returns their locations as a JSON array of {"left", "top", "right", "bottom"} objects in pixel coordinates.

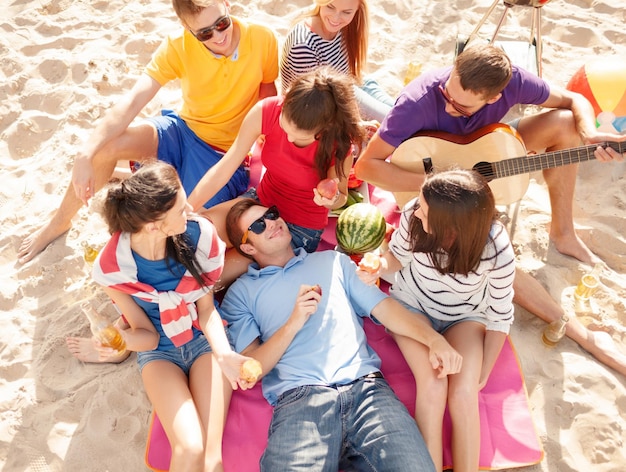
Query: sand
[{"left": 1, "top": 0, "right": 625, "bottom": 470}]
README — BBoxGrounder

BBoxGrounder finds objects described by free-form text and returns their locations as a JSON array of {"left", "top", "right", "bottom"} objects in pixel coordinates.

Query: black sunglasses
[
  {"left": 191, "top": 15, "right": 232, "bottom": 42},
  {"left": 241, "top": 206, "right": 280, "bottom": 244}
]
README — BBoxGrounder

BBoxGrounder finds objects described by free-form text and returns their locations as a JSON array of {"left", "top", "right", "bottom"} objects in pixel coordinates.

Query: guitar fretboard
[{"left": 491, "top": 141, "right": 626, "bottom": 179}]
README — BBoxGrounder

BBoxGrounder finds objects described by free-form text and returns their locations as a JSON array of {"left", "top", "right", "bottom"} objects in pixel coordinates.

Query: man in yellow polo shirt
[{"left": 19, "top": 0, "right": 278, "bottom": 264}]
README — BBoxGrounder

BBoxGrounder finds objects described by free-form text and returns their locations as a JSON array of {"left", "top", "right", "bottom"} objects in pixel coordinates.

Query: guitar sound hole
[{"left": 473, "top": 161, "right": 495, "bottom": 181}]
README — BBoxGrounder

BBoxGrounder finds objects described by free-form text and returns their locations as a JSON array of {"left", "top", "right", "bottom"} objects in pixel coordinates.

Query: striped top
[
  {"left": 388, "top": 198, "right": 515, "bottom": 333},
  {"left": 280, "top": 21, "right": 350, "bottom": 93}
]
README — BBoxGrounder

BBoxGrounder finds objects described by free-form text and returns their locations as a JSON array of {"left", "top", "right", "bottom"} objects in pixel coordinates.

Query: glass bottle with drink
[
  {"left": 81, "top": 241, "right": 99, "bottom": 265},
  {"left": 81, "top": 302, "right": 126, "bottom": 354},
  {"left": 542, "top": 314, "right": 569, "bottom": 347},
  {"left": 574, "top": 263, "right": 602, "bottom": 301}
]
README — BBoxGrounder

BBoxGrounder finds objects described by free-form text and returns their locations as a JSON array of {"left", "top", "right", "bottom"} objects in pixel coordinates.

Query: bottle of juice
[
  {"left": 81, "top": 302, "right": 126, "bottom": 353},
  {"left": 542, "top": 314, "right": 569, "bottom": 347},
  {"left": 574, "top": 263, "right": 602, "bottom": 301},
  {"left": 81, "top": 241, "right": 99, "bottom": 264}
]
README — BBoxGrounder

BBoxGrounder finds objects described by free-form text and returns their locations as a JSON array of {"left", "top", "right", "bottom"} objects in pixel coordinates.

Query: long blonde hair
[{"left": 297, "top": 0, "right": 368, "bottom": 82}]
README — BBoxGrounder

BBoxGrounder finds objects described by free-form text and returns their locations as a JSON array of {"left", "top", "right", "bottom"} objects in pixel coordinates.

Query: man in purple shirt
[{"left": 355, "top": 44, "right": 626, "bottom": 377}]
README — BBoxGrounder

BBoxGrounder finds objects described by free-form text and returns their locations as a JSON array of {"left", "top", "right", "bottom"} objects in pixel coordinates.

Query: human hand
[
  {"left": 586, "top": 133, "right": 626, "bottom": 163},
  {"left": 288, "top": 284, "right": 321, "bottom": 332},
  {"left": 217, "top": 351, "right": 260, "bottom": 390},
  {"left": 72, "top": 155, "right": 96, "bottom": 205},
  {"left": 360, "top": 120, "right": 381, "bottom": 141},
  {"left": 313, "top": 178, "right": 341, "bottom": 208},
  {"left": 356, "top": 252, "right": 381, "bottom": 286},
  {"left": 428, "top": 337, "right": 463, "bottom": 378}
]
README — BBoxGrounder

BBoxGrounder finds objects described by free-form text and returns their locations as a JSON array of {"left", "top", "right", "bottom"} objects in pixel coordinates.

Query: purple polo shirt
[{"left": 379, "top": 65, "right": 550, "bottom": 147}]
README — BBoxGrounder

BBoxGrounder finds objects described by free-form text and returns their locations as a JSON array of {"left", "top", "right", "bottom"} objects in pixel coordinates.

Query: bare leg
[
  {"left": 142, "top": 361, "right": 207, "bottom": 471},
  {"left": 517, "top": 110, "right": 598, "bottom": 263},
  {"left": 514, "top": 268, "right": 626, "bottom": 377},
  {"left": 392, "top": 331, "right": 447, "bottom": 472},
  {"left": 444, "top": 322, "right": 484, "bottom": 472},
  {"left": 18, "top": 123, "right": 158, "bottom": 264},
  {"left": 190, "top": 351, "right": 232, "bottom": 470}
]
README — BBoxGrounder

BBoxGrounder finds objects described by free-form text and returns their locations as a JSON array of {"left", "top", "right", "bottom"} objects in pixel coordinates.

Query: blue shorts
[
  {"left": 144, "top": 109, "right": 249, "bottom": 209},
  {"left": 137, "top": 333, "right": 213, "bottom": 376},
  {"left": 395, "top": 299, "right": 487, "bottom": 334},
  {"left": 241, "top": 187, "right": 324, "bottom": 253}
]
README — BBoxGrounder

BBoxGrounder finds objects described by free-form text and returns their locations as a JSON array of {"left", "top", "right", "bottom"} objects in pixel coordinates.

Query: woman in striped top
[
  {"left": 280, "top": 0, "right": 394, "bottom": 123},
  {"left": 359, "top": 169, "right": 515, "bottom": 472}
]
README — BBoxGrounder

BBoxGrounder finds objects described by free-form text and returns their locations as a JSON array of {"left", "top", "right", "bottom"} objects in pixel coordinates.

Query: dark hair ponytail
[{"left": 282, "top": 66, "right": 365, "bottom": 179}]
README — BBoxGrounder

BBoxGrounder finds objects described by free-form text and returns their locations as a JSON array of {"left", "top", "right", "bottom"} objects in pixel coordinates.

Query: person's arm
[
  {"left": 371, "top": 297, "right": 462, "bottom": 378},
  {"left": 259, "top": 82, "right": 277, "bottom": 100},
  {"left": 187, "top": 102, "right": 264, "bottom": 211},
  {"left": 102, "top": 286, "right": 160, "bottom": 353},
  {"left": 541, "top": 87, "right": 625, "bottom": 162},
  {"left": 478, "top": 330, "right": 507, "bottom": 390},
  {"left": 354, "top": 132, "right": 427, "bottom": 192},
  {"left": 72, "top": 74, "right": 162, "bottom": 205},
  {"left": 195, "top": 294, "right": 254, "bottom": 390},
  {"left": 238, "top": 284, "right": 322, "bottom": 378}
]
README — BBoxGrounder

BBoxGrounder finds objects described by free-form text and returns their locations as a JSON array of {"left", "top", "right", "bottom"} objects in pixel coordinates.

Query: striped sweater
[
  {"left": 280, "top": 21, "right": 350, "bottom": 93},
  {"left": 388, "top": 198, "right": 515, "bottom": 333}
]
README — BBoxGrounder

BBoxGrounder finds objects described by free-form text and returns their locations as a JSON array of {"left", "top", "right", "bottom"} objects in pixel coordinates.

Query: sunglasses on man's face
[
  {"left": 191, "top": 15, "right": 232, "bottom": 42},
  {"left": 438, "top": 84, "right": 474, "bottom": 117},
  {"left": 241, "top": 206, "right": 280, "bottom": 244}
]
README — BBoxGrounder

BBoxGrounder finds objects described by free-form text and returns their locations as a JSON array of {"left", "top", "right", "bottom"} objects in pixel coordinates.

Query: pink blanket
[
  {"left": 146, "top": 167, "right": 543, "bottom": 470},
  {"left": 146, "top": 321, "right": 542, "bottom": 471}
]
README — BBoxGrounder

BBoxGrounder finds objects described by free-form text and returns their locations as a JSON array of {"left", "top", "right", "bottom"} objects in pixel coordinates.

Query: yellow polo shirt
[{"left": 145, "top": 17, "right": 278, "bottom": 151}]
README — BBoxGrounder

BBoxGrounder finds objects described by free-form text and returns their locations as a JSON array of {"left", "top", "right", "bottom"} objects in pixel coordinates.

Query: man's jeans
[{"left": 260, "top": 376, "right": 435, "bottom": 471}]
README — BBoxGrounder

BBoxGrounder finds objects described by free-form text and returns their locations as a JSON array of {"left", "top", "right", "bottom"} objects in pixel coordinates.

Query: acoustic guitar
[{"left": 390, "top": 123, "right": 625, "bottom": 208}]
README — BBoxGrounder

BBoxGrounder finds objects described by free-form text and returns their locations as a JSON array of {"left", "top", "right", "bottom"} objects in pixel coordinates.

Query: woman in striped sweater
[
  {"left": 280, "top": 0, "right": 394, "bottom": 123},
  {"left": 359, "top": 169, "right": 515, "bottom": 472}
]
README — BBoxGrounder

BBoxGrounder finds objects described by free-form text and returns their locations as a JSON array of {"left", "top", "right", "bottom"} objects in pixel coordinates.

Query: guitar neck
[{"left": 492, "top": 141, "right": 626, "bottom": 178}]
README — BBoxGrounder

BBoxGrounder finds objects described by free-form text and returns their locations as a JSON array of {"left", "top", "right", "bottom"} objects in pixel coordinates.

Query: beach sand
[{"left": 1, "top": 0, "right": 625, "bottom": 470}]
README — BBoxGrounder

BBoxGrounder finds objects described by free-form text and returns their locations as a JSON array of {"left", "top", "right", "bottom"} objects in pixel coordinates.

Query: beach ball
[{"left": 566, "top": 58, "right": 626, "bottom": 133}]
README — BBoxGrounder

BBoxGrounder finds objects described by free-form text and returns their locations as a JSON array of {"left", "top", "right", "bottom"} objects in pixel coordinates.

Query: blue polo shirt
[{"left": 220, "top": 248, "right": 387, "bottom": 406}]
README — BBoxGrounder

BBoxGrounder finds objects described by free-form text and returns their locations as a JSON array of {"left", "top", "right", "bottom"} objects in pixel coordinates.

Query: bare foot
[
  {"left": 18, "top": 220, "right": 72, "bottom": 264},
  {"left": 549, "top": 232, "right": 601, "bottom": 265},
  {"left": 582, "top": 330, "right": 626, "bottom": 378},
  {"left": 66, "top": 337, "right": 130, "bottom": 364}
]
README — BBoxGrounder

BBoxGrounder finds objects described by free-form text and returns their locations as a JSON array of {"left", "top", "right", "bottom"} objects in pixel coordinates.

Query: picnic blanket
[{"left": 146, "top": 320, "right": 543, "bottom": 471}]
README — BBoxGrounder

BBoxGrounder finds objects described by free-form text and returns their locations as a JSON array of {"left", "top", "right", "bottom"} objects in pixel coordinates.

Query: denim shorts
[
  {"left": 395, "top": 298, "right": 487, "bottom": 334},
  {"left": 241, "top": 187, "right": 324, "bottom": 253},
  {"left": 144, "top": 109, "right": 248, "bottom": 209},
  {"left": 136, "top": 333, "right": 213, "bottom": 376}
]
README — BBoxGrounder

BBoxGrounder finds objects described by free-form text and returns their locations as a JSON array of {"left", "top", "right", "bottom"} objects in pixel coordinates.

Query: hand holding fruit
[
  {"left": 356, "top": 252, "right": 381, "bottom": 286},
  {"left": 288, "top": 284, "right": 322, "bottom": 332},
  {"left": 314, "top": 178, "right": 343, "bottom": 208}
]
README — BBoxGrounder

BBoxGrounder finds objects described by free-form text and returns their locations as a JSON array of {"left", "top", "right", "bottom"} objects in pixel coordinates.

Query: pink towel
[{"left": 146, "top": 320, "right": 542, "bottom": 471}]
